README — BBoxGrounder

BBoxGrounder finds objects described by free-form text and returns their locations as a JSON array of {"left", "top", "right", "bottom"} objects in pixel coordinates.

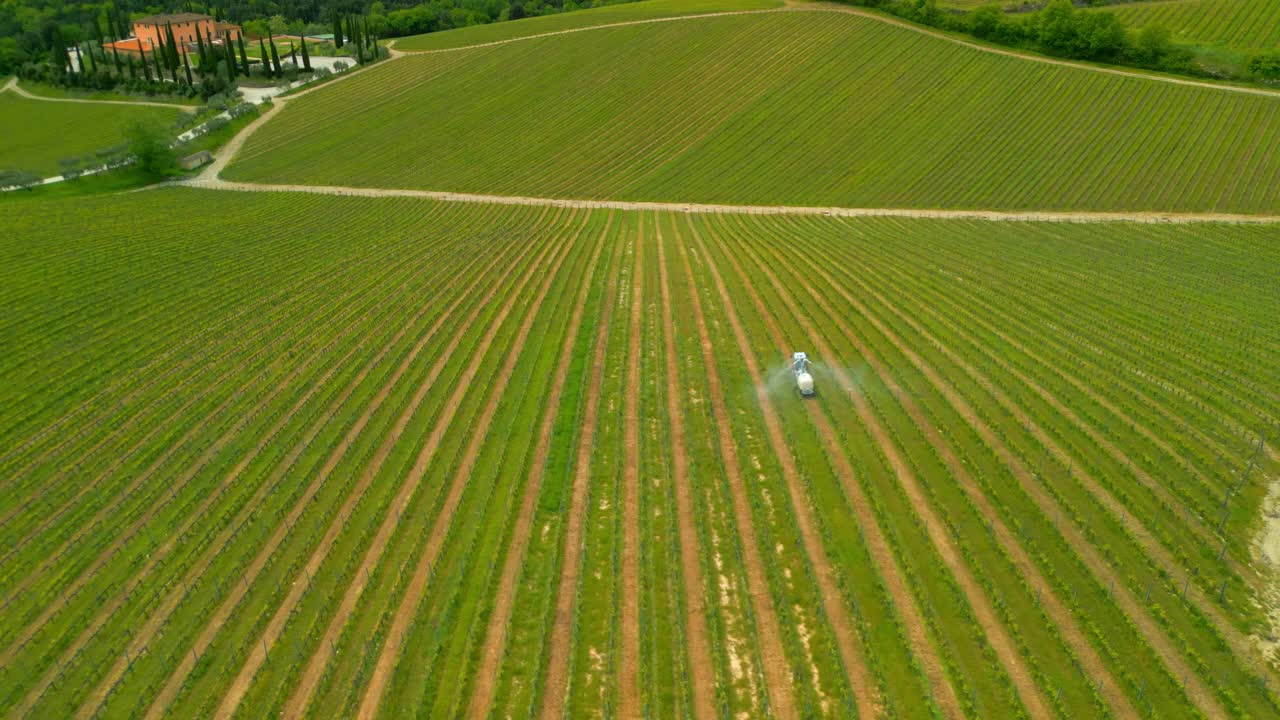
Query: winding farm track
[{"left": 2, "top": 76, "right": 198, "bottom": 111}]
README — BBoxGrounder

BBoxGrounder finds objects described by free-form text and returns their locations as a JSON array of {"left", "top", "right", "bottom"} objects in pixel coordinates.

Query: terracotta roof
[
  {"left": 103, "top": 38, "right": 155, "bottom": 51},
  {"left": 134, "top": 12, "right": 211, "bottom": 25}
]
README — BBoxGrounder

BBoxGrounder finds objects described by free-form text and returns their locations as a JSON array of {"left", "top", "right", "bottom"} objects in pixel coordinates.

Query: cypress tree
[
  {"left": 81, "top": 42, "right": 96, "bottom": 74},
  {"left": 238, "top": 34, "right": 250, "bottom": 75},
  {"left": 126, "top": 50, "right": 136, "bottom": 79},
  {"left": 111, "top": 42, "right": 123, "bottom": 76},
  {"left": 300, "top": 35, "right": 311, "bottom": 71},
  {"left": 195, "top": 29, "right": 207, "bottom": 67},
  {"left": 139, "top": 44, "right": 152, "bottom": 80},
  {"left": 152, "top": 40, "right": 164, "bottom": 80},
  {"left": 268, "top": 36, "right": 282, "bottom": 75},
  {"left": 73, "top": 44, "right": 84, "bottom": 76},
  {"left": 289, "top": 40, "right": 296, "bottom": 66},
  {"left": 165, "top": 22, "right": 180, "bottom": 69},
  {"left": 182, "top": 48, "right": 193, "bottom": 85},
  {"left": 258, "top": 37, "right": 271, "bottom": 77},
  {"left": 332, "top": 10, "right": 343, "bottom": 48},
  {"left": 223, "top": 32, "right": 237, "bottom": 78}
]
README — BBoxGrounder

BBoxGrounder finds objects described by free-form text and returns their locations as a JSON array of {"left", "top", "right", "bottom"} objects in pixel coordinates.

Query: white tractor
[{"left": 792, "top": 351, "right": 815, "bottom": 396}]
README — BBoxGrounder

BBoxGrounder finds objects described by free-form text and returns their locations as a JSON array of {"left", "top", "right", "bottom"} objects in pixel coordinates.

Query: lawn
[{"left": 0, "top": 91, "right": 183, "bottom": 176}]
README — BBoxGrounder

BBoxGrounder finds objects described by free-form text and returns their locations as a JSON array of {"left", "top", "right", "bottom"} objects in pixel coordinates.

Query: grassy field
[
  {"left": 0, "top": 91, "right": 183, "bottom": 176},
  {"left": 0, "top": 187, "right": 1276, "bottom": 719},
  {"left": 392, "top": 0, "right": 784, "bottom": 50},
  {"left": 226, "top": 11, "right": 1280, "bottom": 213},
  {"left": 1097, "top": 0, "right": 1280, "bottom": 53}
]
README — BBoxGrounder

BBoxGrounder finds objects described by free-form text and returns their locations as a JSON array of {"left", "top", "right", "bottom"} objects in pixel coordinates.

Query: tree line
[{"left": 852, "top": 0, "right": 1280, "bottom": 82}]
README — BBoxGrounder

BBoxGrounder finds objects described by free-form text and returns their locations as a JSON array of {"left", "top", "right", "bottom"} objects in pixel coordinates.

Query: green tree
[
  {"left": 268, "top": 36, "right": 283, "bottom": 74},
  {"left": 196, "top": 29, "right": 208, "bottom": 67},
  {"left": 181, "top": 47, "right": 194, "bottom": 85},
  {"left": 0, "top": 169, "right": 43, "bottom": 191},
  {"left": 969, "top": 4, "right": 1002, "bottom": 39},
  {"left": 139, "top": 43, "right": 152, "bottom": 81},
  {"left": 300, "top": 35, "right": 311, "bottom": 70},
  {"left": 259, "top": 37, "right": 272, "bottom": 77},
  {"left": 238, "top": 35, "right": 251, "bottom": 76},
  {"left": 1247, "top": 50, "right": 1280, "bottom": 80},
  {"left": 125, "top": 120, "right": 176, "bottom": 177},
  {"left": 221, "top": 33, "right": 236, "bottom": 79},
  {"left": 333, "top": 10, "right": 344, "bottom": 48},
  {"left": 165, "top": 22, "right": 180, "bottom": 70}
]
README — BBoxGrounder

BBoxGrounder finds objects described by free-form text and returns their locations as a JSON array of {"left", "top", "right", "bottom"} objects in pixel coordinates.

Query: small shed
[{"left": 180, "top": 150, "right": 214, "bottom": 170}]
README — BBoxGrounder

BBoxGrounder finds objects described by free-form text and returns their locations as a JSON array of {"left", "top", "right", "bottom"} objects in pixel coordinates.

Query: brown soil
[
  {"left": 463, "top": 224, "right": 609, "bottom": 720},
  {"left": 619, "top": 229, "right": 644, "bottom": 717},
  {"left": 770, "top": 242, "right": 1225, "bottom": 718},
  {"left": 671, "top": 222, "right": 798, "bottom": 720},
  {"left": 687, "top": 221, "right": 882, "bottom": 720},
  {"left": 354, "top": 216, "right": 579, "bottom": 720},
  {"left": 536, "top": 223, "right": 626, "bottom": 720},
  {"left": 654, "top": 220, "right": 719, "bottom": 720},
  {"left": 139, "top": 217, "right": 544, "bottom": 720},
  {"left": 76, "top": 236, "right": 498, "bottom": 719},
  {"left": 223, "top": 214, "right": 573, "bottom": 720},
  {"left": 743, "top": 241, "right": 1056, "bottom": 718}
]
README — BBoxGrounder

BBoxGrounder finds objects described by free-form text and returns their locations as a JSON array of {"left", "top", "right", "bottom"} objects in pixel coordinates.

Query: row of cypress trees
[{"left": 330, "top": 10, "right": 380, "bottom": 65}]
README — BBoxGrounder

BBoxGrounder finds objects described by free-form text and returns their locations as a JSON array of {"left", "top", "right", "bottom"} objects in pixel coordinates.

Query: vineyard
[
  {"left": 391, "top": 0, "right": 783, "bottom": 51},
  {"left": 1099, "top": 0, "right": 1280, "bottom": 52},
  {"left": 0, "top": 188, "right": 1277, "bottom": 719},
  {"left": 0, "top": 90, "right": 182, "bottom": 175},
  {"left": 224, "top": 10, "right": 1280, "bottom": 213}
]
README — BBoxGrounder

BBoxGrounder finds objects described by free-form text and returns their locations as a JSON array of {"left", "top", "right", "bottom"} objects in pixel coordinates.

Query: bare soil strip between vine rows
[
  {"left": 709, "top": 227, "right": 1062, "bottom": 717},
  {"left": 688, "top": 220, "right": 882, "bottom": 720},
  {"left": 672, "top": 222, "right": 798, "bottom": 720},
  {"left": 217, "top": 213, "right": 575, "bottom": 720},
  {"left": 771, "top": 239, "right": 1228, "bottom": 718},
  {"left": 71, "top": 226, "right": 518, "bottom": 720},
  {"left": 462, "top": 222, "right": 609, "bottom": 720},
  {"left": 619, "top": 226, "right": 644, "bottom": 717},
  {"left": 744, "top": 236, "right": 1139, "bottom": 718},
  {"left": 0, "top": 242, "right": 442, "bottom": 673},
  {"left": 537, "top": 220, "right": 625, "bottom": 720},
  {"left": 804, "top": 235, "right": 1280, "bottom": 695},
  {"left": 654, "top": 220, "right": 718, "bottom": 720},
  {"left": 138, "top": 213, "right": 552, "bottom": 720},
  {"left": 350, "top": 214, "right": 585, "bottom": 720}
]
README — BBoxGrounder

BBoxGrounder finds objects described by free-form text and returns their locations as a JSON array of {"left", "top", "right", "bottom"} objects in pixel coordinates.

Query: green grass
[
  {"left": 1095, "top": 0, "right": 1280, "bottom": 53},
  {"left": 392, "top": 0, "right": 783, "bottom": 51},
  {"left": 0, "top": 188, "right": 1277, "bottom": 719},
  {"left": 0, "top": 92, "right": 182, "bottom": 176},
  {"left": 227, "top": 11, "right": 1280, "bottom": 213}
]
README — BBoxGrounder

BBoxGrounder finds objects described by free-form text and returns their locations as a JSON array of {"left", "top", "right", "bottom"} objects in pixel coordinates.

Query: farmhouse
[{"left": 102, "top": 13, "right": 242, "bottom": 57}]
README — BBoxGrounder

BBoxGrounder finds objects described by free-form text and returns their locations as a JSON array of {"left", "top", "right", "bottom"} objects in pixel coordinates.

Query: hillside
[
  {"left": 392, "top": 0, "right": 784, "bottom": 50},
  {"left": 0, "top": 188, "right": 1277, "bottom": 719},
  {"left": 225, "top": 9, "right": 1280, "bottom": 213}
]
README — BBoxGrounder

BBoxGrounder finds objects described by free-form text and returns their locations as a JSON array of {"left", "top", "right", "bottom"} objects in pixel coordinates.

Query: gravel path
[{"left": 3, "top": 75, "right": 198, "bottom": 111}]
